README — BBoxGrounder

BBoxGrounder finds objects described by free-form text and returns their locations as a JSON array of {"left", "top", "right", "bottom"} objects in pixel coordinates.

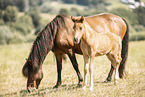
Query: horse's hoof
[
  {"left": 53, "top": 82, "right": 62, "bottom": 89},
  {"left": 53, "top": 84, "right": 61, "bottom": 89},
  {"left": 104, "top": 80, "right": 109, "bottom": 83},
  {"left": 89, "top": 87, "right": 93, "bottom": 91},
  {"left": 27, "top": 87, "right": 37, "bottom": 93},
  {"left": 104, "top": 79, "right": 111, "bottom": 83},
  {"left": 77, "top": 82, "right": 83, "bottom": 88},
  {"left": 27, "top": 89, "right": 31, "bottom": 93},
  {"left": 27, "top": 87, "right": 32, "bottom": 93}
]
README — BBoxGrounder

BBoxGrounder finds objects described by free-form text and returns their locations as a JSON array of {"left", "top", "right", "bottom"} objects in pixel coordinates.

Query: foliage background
[{"left": 0, "top": 0, "right": 145, "bottom": 44}]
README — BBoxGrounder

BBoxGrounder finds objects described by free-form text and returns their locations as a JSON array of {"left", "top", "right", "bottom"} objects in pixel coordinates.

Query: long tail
[{"left": 119, "top": 18, "right": 129, "bottom": 78}]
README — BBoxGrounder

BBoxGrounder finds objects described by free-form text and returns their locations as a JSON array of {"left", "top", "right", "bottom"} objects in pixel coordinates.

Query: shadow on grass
[{"left": 0, "top": 84, "right": 81, "bottom": 97}]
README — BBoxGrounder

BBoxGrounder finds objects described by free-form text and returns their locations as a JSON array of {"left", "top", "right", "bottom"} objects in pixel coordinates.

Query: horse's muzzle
[{"left": 74, "top": 37, "right": 79, "bottom": 43}]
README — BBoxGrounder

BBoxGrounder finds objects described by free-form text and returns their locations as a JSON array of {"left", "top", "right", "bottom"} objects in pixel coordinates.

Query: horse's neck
[{"left": 83, "top": 22, "right": 97, "bottom": 40}]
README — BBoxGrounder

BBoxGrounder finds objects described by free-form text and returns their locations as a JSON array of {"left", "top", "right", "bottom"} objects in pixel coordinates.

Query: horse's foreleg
[
  {"left": 27, "top": 76, "right": 34, "bottom": 93},
  {"left": 83, "top": 55, "right": 89, "bottom": 90},
  {"left": 53, "top": 53, "right": 62, "bottom": 88},
  {"left": 36, "top": 70, "right": 43, "bottom": 89},
  {"left": 89, "top": 55, "right": 94, "bottom": 91},
  {"left": 67, "top": 49, "right": 83, "bottom": 87}
]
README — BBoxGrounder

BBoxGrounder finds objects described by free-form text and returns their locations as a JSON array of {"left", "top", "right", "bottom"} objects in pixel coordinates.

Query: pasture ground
[{"left": 0, "top": 41, "right": 145, "bottom": 96}]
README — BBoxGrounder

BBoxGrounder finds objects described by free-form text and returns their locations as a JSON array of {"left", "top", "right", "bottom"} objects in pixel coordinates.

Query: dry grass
[{"left": 0, "top": 41, "right": 145, "bottom": 96}]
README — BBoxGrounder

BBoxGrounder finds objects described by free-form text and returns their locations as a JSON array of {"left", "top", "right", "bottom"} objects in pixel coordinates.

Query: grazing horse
[
  {"left": 22, "top": 13, "right": 129, "bottom": 92},
  {"left": 72, "top": 16, "right": 122, "bottom": 91}
]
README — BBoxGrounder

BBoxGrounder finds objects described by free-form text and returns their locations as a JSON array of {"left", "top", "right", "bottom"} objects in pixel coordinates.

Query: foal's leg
[
  {"left": 89, "top": 55, "right": 94, "bottom": 91},
  {"left": 83, "top": 55, "right": 89, "bottom": 90},
  {"left": 53, "top": 53, "right": 62, "bottom": 88}
]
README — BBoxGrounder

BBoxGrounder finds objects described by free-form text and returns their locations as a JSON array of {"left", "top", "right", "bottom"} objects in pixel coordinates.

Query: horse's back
[{"left": 85, "top": 13, "right": 127, "bottom": 40}]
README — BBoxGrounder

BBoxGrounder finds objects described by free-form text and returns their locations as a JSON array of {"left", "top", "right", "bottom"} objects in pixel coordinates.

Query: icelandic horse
[
  {"left": 22, "top": 13, "right": 129, "bottom": 92},
  {"left": 72, "top": 16, "right": 122, "bottom": 91}
]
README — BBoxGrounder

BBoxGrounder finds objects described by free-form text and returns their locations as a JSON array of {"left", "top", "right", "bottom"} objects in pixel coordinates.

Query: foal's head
[{"left": 71, "top": 16, "right": 85, "bottom": 44}]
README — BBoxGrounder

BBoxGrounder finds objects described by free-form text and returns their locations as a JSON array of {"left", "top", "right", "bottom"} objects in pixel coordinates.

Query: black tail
[{"left": 119, "top": 18, "right": 129, "bottom": 78}]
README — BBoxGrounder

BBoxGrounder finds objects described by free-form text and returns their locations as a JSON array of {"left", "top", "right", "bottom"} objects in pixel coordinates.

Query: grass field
[{"left": 0, "top": 40, "right": 145, "bottom": 96}]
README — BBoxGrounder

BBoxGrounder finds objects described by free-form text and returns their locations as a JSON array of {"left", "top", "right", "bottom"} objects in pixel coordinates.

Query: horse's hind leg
[
  {"left": 104, "top": 65, "right": 114, "bottom": 83},
  {"left": 106, "top": 54, "right": 120, "bottom": 84}
]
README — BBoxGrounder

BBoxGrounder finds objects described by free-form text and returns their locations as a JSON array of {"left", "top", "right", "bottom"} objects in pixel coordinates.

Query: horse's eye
[{"left": 80, "top": 27, "right": 82, "bottom": 30}]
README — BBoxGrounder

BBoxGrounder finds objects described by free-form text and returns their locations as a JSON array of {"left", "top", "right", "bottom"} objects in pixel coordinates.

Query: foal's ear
[
  {"left": 80, "top": 16, "right": 84, "bottom": 23},
  {"left": 71, "top": 16, "right": 76, "bottom": 23}
]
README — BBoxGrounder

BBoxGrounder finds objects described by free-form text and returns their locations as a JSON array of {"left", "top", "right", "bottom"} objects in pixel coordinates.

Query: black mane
[{"left": 22, "top": 14, "right": 68, "bottom": 76}]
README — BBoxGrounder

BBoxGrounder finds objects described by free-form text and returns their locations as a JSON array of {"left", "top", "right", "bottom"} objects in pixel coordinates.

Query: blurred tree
[
  {"left": 59, "top": 8, "right": 69, "bottom": 15},
  {"left": 0, "top": 26, "right": 13, "bottom": 44},
  {"left": 28, "top": 7, "right": 40, "bottom": 28},
  {"left": 3, "top": 6, "right": 18, "bottom": 22},
  {"left": 24, "top": 0, "right": 29, "bottom": 12},
  {"left": 110, "top": 8, "right": 138, "bottom": 26},
  {"left": 29, "top": 0, "right": 43, "bottom": 7},
  {"left": 134, "top": 6, "right": 145, "bottom": 26},
  {"left": 70, "top": 7, "right": 80, "bottom": 16},
  {"left": 0, "top": 10, "right": 3, "bottom": 19},
  {"left": 62, "top": 0, "right": 77, "bottom": 4},
  {"left": 0, "top": 0, "right": 25, "bottom": 11},
  {"left": 77, "top": 0, "right": 89, "bottom": 5}
]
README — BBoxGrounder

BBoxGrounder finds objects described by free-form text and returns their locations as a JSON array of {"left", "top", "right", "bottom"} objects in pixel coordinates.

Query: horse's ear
[
  {"left": 80, "top": 16, "right": 84, "bottom": 23},
  {"left": 71, "top": 16, "right": 76, "bottom": 23}
]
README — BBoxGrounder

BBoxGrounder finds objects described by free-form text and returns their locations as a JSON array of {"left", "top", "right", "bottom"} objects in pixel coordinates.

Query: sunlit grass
[{"left": 0, "top": 41, "right": 145, "bottom": 96}]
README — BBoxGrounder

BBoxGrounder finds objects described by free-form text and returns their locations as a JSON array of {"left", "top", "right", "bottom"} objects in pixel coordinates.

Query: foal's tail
[{"left": 119, "top": 18, "right": 129, "bottom": 78}]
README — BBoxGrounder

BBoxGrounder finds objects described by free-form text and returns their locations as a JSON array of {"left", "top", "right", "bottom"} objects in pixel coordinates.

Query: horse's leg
[
  {"left": 104, "top": 65, "right": 114, "bottom": 83},
  {"left": 89, "top": 55, "right": 94, "bottom": 91},
  {"left": 53, "top": 53, "right": 62, "bottom": 88},
  {"left": 114, "top": 64, "right": 119, "bottom": 85},
  {"left": 35, "top": 70, "right": 43, "bottom": 89},
  {"left": 107, "top": 53, "right": 121, "bottom": 85},
  {"left": 83, "top": 55, "right": 89, "bottom": 90},
  {"left": 27, "top": 75, "right": 34, "bottom": 93},
  {"left": 106, "top": 54, "right": 117, "bottom": 83},
  {"left": 67, "top": 49, "right": 83, "bottom": 86}
]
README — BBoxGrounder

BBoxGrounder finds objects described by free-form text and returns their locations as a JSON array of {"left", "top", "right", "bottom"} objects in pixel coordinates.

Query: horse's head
[
  {"left": 71, "top": 16, "right": 85, "bottom": 44},
  {"left": 22, "top": 58, "right": 43, "bottom": 92}
]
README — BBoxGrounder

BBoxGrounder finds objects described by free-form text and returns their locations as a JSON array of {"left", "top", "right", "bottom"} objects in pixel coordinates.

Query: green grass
[{"left": 0, "top": 41, "right": 145, "bottom": 96}]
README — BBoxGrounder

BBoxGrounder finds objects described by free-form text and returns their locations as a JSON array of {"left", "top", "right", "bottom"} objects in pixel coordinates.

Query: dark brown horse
[{"left": 22, "top": 13, "right": 129, "bottom": 92}]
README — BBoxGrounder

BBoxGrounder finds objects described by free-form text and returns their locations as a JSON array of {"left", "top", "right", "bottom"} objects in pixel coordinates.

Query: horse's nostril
[{"left": 74, "top": 38, "right": 78, "bottom": 42}]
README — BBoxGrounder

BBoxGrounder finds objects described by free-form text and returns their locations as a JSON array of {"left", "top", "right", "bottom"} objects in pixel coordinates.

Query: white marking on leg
[
  {"left": 83, "top": 55, "right": 89, "bottom": 90},
  {"left": 89, "top": 56, "right": 94, "bottom": 91}
]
